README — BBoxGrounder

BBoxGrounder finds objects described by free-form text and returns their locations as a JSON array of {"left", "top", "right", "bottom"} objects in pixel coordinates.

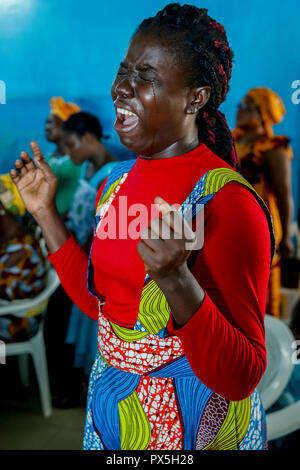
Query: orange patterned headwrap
[
  {"left": 49, "top": 96, "right": 81, "bottom": 122},
  {"left": 247, "top": 87, "right": 286, "bottom": 137}
]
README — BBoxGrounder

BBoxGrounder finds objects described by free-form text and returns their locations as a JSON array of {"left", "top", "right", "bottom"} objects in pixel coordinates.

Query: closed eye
[
  {"left": 117, "top": 69, "right": 127, "bottom": 76},
  {"left": 138, "top": 75, "right": 153, "bottom": 82},
  {"left": 118, "top": 61, "right": 155, "bottom": 81}
]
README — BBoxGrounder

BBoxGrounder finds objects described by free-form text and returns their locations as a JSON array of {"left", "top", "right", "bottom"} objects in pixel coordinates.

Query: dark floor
[
  {"left": 0, "top": 398, "right": 85, "bottom": 450},
  {"left": 0, "top": 286, "right": 87, "bottom": 450},
  {"left": 0, "top": 355, "right": 86, "bottom": 450}
]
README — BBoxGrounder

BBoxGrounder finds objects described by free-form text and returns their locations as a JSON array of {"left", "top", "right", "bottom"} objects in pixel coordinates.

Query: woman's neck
[
  {"left": 84, "top": 142, "right": 117, "bottom": 181},
  {"left": 239, "top": 127, "right": 266, "bottom": 145},
  {"left": 140, "top": 132, "right": 200, "bottom": 161},
  {"left": 52, "top": 141, "right": 66, "bottom": 157},
  {"left": 88, "top": 142, "right": 116, "bottom": 170}
]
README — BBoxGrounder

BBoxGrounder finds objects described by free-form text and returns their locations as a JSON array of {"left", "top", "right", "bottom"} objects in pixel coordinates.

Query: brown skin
[
  {"left": 236, "top": 96, "right": 265, "bottom": 136},
  {"left": 62, "top": 131, "right": 118, "bottom": 250},
  {"left": 111, "top": 32, "right": 210, "bottom": 159},
  {"left": 236, "top": 95, "right": 294, "bottom": 258},
  {"left": 45, "top": 113, "right": 65, "bottom": 156},
  {"left": 62, "top": 131, "right": 117, "bottom": 180},
  {"left": 264, "top": 147, "right": 294, "bottom": 257},
  {"left": 11, "top": 32, "right": 212, "bottom": 327},
  {"left": 10, "top": 143, "right": 68, "bottom": 253}
]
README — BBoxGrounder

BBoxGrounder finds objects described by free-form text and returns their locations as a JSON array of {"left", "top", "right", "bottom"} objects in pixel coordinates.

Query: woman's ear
[
  {"left": 82, "top": 133, "right": 96, "bottom": 146},
  {"left": 83, "top": 133, "right": 99, "bottom": 151},
  {"left": 186, "top": 86, "right": 211, "bottom": 114},
  {"left": 82, "top": 133, "right": 91, "bottom": 143}
]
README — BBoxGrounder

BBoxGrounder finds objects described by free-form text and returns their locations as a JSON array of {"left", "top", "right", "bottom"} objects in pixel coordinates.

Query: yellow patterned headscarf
[
  {"left": 247, "top": 87, "right": 286, "bottom": 137},
  {"left": 49, "top": 96, "right": 81, "bottom": 122}
]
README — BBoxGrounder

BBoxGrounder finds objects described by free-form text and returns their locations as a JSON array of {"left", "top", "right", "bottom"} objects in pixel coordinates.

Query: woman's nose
[{"left": 114, "top": 76, "right": 134, "bottom": 99}]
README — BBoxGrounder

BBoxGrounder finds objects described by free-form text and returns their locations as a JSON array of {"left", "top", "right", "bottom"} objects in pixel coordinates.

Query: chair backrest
[
  {"left": 0, "top": 268, "right": 60, "bottom": 317},
  {"left": 257, "top": 314, "right": 295, "bottom": 410},
  {"left": 0, "top": 229, "right": 60, "bottom": 317}
]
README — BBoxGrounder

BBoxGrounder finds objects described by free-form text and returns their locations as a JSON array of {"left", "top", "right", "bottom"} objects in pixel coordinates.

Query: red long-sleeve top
[{"left": 48, "top": 143, "right": 271, "bottom": 401}]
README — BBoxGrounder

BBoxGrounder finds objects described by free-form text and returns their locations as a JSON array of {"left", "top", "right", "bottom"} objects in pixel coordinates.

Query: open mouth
[{"left": 114, "top": 107, "right": 139, "bottom": 134}]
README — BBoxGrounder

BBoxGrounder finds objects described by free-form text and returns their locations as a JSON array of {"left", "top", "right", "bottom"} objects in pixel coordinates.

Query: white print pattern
[{"left": 97, "top": 311, "right": 184, "bottom": 375}]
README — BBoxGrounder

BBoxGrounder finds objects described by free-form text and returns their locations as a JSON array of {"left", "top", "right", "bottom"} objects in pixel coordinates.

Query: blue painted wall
[{"left": 0, "top": 0, "right": 299, "bottom": 216}]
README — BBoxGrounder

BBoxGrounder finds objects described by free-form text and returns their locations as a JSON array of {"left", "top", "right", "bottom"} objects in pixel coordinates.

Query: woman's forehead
[
  {"left": 47, "top": 113, "right": 62, "bottom": 125},
  {"left": 124, "top": 33, "right": 178, "bottom": 71},
  {"left": 243, "top": 95, "right": 255, "bottom": 105}
]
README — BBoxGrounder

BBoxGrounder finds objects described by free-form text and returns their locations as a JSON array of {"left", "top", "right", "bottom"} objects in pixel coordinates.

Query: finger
[
  {"left": 165, "top": 210, "right": 196, "bottom": 242},
  {"left": 154, "top": 197, "right": 196, "bottom": 242},
  {"left": 10, "top": 169, "right": 21, "bottom": 185},
  {"left": 14, "top": 159, "right": 28, "bottom": 177},
  {"left": 30, "top": 141, "right": 45, "bottom": 163},
  {"left": 136, "top": 239, "right": 159, "bottom": 270},
  {"left": 140, "top": 226, "right": 165, "bottom": 252},
  {"left": 30, "top": 142, "right": 54, "bottom": 179},
  {"left": 146, "top": 216, "right": 173, "bottom": 241},
  {"left": 20, "top": 151, "right": 36, "bottom": 171},
  {"left": 154, "top": 196, "right": 177, "bottom": 216}
]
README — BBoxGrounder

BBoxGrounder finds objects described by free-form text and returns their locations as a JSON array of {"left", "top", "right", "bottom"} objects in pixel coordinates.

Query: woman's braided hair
[{"left": 135, "top": 3, "right": 238, "bottom": 168}]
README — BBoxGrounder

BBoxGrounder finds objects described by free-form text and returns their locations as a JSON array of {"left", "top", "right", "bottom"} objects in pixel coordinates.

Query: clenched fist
[{"left": 137, "top": 196, "right": 197, "bottom": 283}]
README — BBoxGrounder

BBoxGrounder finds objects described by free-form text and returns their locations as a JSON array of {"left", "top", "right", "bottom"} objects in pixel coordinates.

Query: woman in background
[
  {"left": 61, "top": 111, "right": 118, "bottom": 401},
  {"left": 63, "top": 111, "right": 118, "bottom": 248},
  {"left": 233, "top": 87, "right": 294, "bottom": 318},
  {"left": 46, "top": 97, "right": 82, "bottom": 216}
]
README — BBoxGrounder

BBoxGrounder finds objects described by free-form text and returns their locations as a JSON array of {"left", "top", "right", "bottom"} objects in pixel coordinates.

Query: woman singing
[{"left": 10, "top": 4, "right": 274, "bottom": 450}]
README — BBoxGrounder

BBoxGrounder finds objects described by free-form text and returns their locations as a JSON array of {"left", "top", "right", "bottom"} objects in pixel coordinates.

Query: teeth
[{"left": 117, "top": 107, "right": 136, "bottom": 117}]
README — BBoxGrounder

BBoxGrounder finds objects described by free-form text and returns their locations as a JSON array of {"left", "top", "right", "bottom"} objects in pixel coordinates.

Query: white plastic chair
[
  {"left": 0, "top": 267, "right": 60, "bottom": 417},
  {"left": 266, "top": 401, "right": 300, "bottom": 441},
  {"left": 257, "top": 314, "right": 300, "bottom": 440}
]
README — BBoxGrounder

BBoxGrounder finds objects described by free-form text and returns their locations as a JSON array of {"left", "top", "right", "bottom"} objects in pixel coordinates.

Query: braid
[{"left": 135, "top": 3, "right": 238, "bottom": 169}]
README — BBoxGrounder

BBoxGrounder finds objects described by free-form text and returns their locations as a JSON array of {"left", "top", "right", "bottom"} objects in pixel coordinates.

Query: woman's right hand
[{"left": 10, "top": 141, "right": 57, "bottom": 221}]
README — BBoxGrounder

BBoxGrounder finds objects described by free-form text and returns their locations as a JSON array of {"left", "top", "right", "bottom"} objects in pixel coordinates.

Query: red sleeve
[
  {"left": 46, "top": 180, "right": 107, "bottom": 321},
  {"left": 168, "top": 182, "right": 271, "bottom": 401}
]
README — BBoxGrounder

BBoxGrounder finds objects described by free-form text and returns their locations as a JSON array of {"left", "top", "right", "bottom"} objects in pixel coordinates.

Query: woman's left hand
[{"left": 136, "top": 196, "right": 197, "bottom": 285}]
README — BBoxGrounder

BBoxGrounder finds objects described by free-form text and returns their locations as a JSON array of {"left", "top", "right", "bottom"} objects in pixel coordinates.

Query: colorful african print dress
[{"left": 83, "top": 160, "right": 275, "bottom": 450}]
